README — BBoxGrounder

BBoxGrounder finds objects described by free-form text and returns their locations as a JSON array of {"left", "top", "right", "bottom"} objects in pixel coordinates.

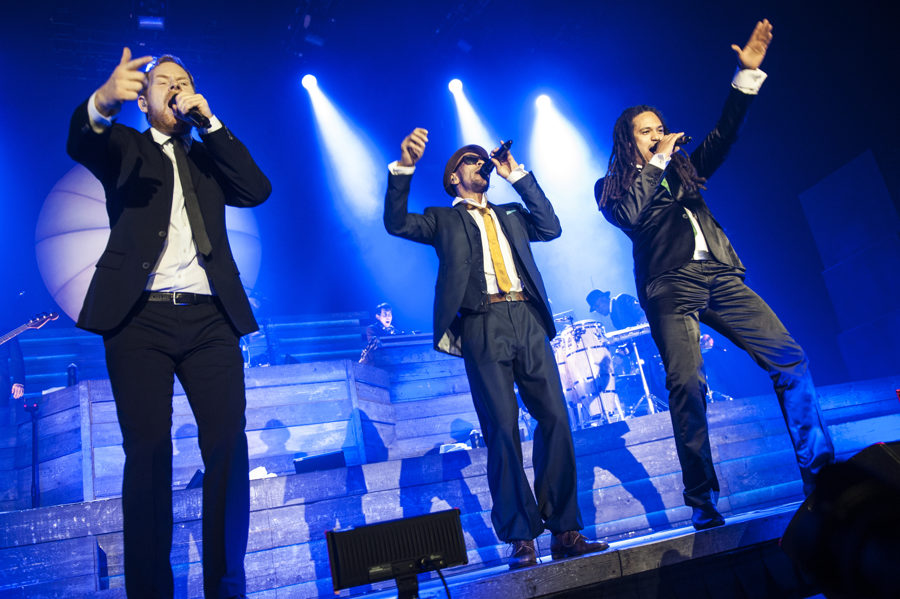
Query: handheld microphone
[
  {"left": 168, "top": 95, "right": 211, "bottom": 129},
  {"left": 649, "top": 134, "right": 691, "bottom": 154},
  {"left": 479, "top": 139, "right": 513, "bottom": 180}
]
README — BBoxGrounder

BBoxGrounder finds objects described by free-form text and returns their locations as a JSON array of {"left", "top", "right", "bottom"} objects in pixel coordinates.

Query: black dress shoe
[
  {"left": 508, "top": 539, "right": 537, "bottom": 569},
  {"left": 550, "top": 530, "right": 609, "bottom": 559},
  {"left": 692, "top": 505, "right": 725, "bottom": 530}
]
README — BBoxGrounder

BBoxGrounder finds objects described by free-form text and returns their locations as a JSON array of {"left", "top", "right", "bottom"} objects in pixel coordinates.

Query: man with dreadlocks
[{"left": 594, "top": 19, "right": 833, "bottom": 530}]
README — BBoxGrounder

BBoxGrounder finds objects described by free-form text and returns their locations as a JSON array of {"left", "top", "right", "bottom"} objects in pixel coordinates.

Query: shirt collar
[
  {"left": 149, "top": 127, "right": 193, "bottom": 151},
  {"left": 451, "top": 195, "right": 488, "bottom": 210}
]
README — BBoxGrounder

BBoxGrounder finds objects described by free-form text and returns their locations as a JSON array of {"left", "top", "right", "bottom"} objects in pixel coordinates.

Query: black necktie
[{"left": 169, "top": 139, "right": 212, "bottom": 256}]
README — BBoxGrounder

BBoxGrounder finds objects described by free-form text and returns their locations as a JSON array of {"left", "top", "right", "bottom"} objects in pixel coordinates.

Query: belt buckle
[
  {"left": 172, "top": 292, "right": 191, "bottom": 306},
  {"left": 505, "top": 293, "right": 514, "bottom": 302}
]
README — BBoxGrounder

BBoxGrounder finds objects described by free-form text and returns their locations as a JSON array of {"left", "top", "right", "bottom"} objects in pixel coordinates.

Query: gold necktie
[{"left": 474, "top": 205, "right": 512, "bottom": 293}]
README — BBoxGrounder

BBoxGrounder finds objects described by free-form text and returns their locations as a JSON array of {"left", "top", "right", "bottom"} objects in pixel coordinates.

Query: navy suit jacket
[
  {"left": 596, "top": 87, "right": 754, "bottom": 303},
  {"left": 66, "top": 99, "right": 271, "bottom": 336},
  {"left": 384, "top": 172, "right": 560, "bottom": 356}
]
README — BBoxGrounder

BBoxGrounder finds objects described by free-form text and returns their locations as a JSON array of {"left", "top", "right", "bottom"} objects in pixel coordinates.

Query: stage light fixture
[
  {"left": 326, "top": 508, "right": 468, "bottom": 599},
  {"left": 535, "top": 94, "right": 552, "bottom": 109},
  {"left": 448, "top": 78, "right": 463, "bottom": 94},
  {"left": 301, "top": 74, "right": 317, "bottom": 90}
]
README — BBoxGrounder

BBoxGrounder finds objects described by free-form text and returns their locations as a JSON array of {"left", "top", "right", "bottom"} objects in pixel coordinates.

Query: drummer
[{"left": 586, "top": 289, "right": 647, "bottom": 332}]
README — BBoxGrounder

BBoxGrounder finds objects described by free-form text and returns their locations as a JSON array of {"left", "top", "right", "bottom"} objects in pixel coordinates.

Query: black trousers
[
  {"left": 103, "top": 299, "right": 250, "bottom": 599},
  {"left": 460, "top": 299, "right": 582, "bottom": 542},
  {"left": 643, "top": 261, "right": 834, "bottom": 508}
]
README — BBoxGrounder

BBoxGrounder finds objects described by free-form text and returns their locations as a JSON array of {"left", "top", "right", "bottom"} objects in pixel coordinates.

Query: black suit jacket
[
  {"left": 596, "top": 87, "right": 754, "bottom": 303},
  {"left": 66, "top": 99, "right": 271, "bottom": 336},
  {"left": 384, "top": 172, "right": 561, "bottom": 356}
]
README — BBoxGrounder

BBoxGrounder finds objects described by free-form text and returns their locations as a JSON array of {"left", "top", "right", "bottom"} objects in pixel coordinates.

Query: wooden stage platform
[{"left": 1, "top": 333, "right": 897, "bottom": 598}]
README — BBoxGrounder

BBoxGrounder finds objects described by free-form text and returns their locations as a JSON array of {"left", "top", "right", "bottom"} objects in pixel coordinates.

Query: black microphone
[
  {"left": 649, "top": 134, "right": 692, "bottom": 154},
  {"left": 479, "top": 139, "right": 513, "bottom": 180},
  {"left": 168, "top": 95, "right": 211, "bottom": 129}
]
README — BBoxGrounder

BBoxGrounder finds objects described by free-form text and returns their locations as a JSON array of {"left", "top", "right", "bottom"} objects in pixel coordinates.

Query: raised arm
[{"left": 384, "top": 128, "right": 438, "bottom": 244}]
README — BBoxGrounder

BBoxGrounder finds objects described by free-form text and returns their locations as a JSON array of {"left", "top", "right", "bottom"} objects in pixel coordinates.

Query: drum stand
[{"left": 628, "top": 340, "right": 659, "bottom": 416}]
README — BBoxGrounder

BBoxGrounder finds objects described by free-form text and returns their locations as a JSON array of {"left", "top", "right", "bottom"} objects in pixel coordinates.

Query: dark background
[{"left": 0, "top": 0, "right": 895, "bottom": 388}]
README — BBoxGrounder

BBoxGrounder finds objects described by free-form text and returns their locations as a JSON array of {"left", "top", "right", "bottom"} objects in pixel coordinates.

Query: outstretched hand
[
  {"left": 94, "top": 47, "right": 154, "bottom": 117},
  {"left": 731, "top": 19, "right": 773, "bottom": 70},
  {"left": 399, "top": 128, "right": 428, "bottom": 167}
]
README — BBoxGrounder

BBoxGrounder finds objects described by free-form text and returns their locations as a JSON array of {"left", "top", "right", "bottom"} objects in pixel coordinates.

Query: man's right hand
[
  {"left": 654, "top": 131, "right": 686, "bottom": 159},
  {"left": 93, "top": 47, "right": 154, "bottom": 118},
  {"left": 398, "top": 128, "right": 429, "bottom": 167}
]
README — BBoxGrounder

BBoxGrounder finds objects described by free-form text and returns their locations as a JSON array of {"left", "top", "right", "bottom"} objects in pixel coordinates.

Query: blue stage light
[
  {"left": 535, "top": 94, "right": 552, "bottom": 109},
  {"left": 527, "top": 92, "right": 634, "bottom": 316},
  {"left": 448, "top": 79, "right": 463, "bottom": 94},
  {"left": 301, "top": 74, "right": 318, "bottom": 90}
]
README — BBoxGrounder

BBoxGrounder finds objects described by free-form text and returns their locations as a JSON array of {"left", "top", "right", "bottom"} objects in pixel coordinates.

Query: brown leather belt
[
  {"left": 143, "top": 291, "right": 215, "bottom": 305},
  {"left": 487, "top": 290, "right": 528, "bottom": 304}
]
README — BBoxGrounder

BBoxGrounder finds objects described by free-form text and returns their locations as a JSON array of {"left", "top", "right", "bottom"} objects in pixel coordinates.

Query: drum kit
[{"left": 551, "top": 318, "right": 668, "bottom": 429}]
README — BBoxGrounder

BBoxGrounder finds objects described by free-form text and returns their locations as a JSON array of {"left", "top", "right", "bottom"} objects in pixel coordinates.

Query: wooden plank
[{"left": 0, "top": 536, "right": 97, "bottom": 589}]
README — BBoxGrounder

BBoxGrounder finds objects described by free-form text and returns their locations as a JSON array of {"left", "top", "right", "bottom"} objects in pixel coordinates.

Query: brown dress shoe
[
  {"left": 508, "top": 539, "right": 537, "bottom": 569},
  {"left": 550, "top": 530, "right": 609, "bottom": 559}
]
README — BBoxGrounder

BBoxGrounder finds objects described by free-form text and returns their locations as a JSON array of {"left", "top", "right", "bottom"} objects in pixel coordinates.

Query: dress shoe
[
  {"left": 550, "top": 530, "right": 609, "bottom": 559},
  {"left": 692, "top": 504, "right": 725, "bottom": 530},
  {"left": 507, "top": 539, "right": 537, "bottom": 569}
]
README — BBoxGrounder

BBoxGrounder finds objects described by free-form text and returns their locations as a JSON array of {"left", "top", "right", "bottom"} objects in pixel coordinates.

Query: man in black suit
[
  {"left": 67, "top": 48, "right": 270, "bottom": 598},
  {"left": 595, "top": 20, "right": 833, "bottom": 530},
  {"left": 384, "top": 128, "right": 606, "bottom": 568}
]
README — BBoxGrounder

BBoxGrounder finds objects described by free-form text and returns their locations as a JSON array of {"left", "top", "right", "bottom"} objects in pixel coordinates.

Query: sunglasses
[{"left": 456, "top": 155, "right": 484, "bottom": 168}]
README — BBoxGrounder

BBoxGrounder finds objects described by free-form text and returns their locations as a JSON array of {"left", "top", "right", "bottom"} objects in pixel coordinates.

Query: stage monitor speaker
[
  {"left": 293, "top": 450, "right": 345, "bottom": 474},
  {"left": 326, "top": 508, "right": 468, "bottom": 598},
  {"left": 781, "top": 441, "right": 900, "bottom": 599}
]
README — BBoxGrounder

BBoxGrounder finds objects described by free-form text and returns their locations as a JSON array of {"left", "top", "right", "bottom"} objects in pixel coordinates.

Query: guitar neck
[{"left": 0, "top": 324, "right": 30, "bottom": 347}]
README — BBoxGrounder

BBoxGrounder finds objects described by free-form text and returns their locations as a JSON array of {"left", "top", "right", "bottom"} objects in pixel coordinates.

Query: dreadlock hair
[{"left": 596, "top": 105, "right": 706, "bottom": 209}]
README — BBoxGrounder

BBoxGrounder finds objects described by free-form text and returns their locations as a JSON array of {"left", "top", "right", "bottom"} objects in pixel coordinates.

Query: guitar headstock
[{"left": 25, "top": 312, "right": 59, "bottom": 330}]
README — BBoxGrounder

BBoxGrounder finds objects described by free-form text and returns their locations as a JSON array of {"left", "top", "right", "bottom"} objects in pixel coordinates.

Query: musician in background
[
  {"left": 586, "top": 289, "right": 647, "bottom": 331},
  {"left": 359, "top": 302, "right": 396, "bottom": 364},
  {"left": 1, "top": 338, "right": 25, "bottom": 425}
]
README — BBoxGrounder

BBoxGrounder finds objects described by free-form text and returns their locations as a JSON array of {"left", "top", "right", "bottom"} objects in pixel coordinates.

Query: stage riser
[
  {"left": 1, "top": 344, "right": 896, "bottom": 597},
  {"left": 4, "top": 362, "right": 392, "bottom": 511}
]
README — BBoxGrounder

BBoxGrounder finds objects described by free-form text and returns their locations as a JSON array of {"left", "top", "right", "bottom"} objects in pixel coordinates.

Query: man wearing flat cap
[{"left": 384, "top": 127, "right": 607, "bottom": 569}]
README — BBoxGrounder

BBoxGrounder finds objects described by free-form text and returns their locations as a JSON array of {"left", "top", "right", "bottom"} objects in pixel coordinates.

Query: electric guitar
[{"left": 0, "top": 312, "right": 59, "bottom": 346}]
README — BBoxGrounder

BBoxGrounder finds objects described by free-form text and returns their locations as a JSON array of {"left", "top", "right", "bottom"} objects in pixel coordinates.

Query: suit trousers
[
  {"left": 643, "top": 261, "right": 834, "bottom": 508},
  {"left": 103, "top": 298, "right": 250, "bottom": 599},
  {"left": 460, "top": 299, "right": 582, "bottom": 541}
]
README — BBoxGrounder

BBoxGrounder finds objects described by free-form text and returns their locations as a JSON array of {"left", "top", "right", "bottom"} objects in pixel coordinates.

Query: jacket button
[
  {"left": 141, "top": 262, "right": 151, "bottom": 270},
  {"left": 682, "top": 214, "right": 688, "bottom": 219},
  {"left": 158, "top": 230, "right": 167, "bottom": 237}
]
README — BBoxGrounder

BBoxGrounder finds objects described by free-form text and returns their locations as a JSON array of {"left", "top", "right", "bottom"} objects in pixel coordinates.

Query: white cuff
[
  {"left": 87, "top": 91, "right": 114, "bottom": 134},
  {"left": 731, "top": 68, "right": 767, "bottom": 95},
  {"left": 388, "top": 160, "right": 416, "bottom": 175},
  {"left": 198, "top": 115, "right": 223, "bottom": 135},
  {"left": 649, "top": 153, "right": 670, "bottom": 170},
  {"left": 506, "top": 165, "right": 528, "bottom": 184}
]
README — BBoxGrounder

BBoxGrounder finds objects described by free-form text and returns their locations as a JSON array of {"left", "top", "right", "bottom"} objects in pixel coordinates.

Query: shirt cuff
[
  {"left": 506, "top": 165, "right": 528, "bottom": 184},
  {"left": 87, "top": 91, "right": 115, "bottom": 134},
  {"left": 388, "top": 160, "right": 416, "bottom": 175},
  {"left": 732, "top": 68, "right": 767, "bottom": 95},
  {"left": 649, "top": 153, "right": 670, "bottom": 170},
  {"left": 198, "top": 115, "right": 223, "bottom": 135}
]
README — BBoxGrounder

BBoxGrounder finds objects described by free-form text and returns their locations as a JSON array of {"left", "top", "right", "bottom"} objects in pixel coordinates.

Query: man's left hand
[
  {"left": 11, "top": 383, "right": 24, "bottom": 400},
  {"left": 492, "top": 145, "right": 520, "bottom": 180},
  {"left": 731, "top": 19, "right": 773, "bottom": 70},
  {"left": 172, "top": 92, "right": 214, "bottom": 122}
]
